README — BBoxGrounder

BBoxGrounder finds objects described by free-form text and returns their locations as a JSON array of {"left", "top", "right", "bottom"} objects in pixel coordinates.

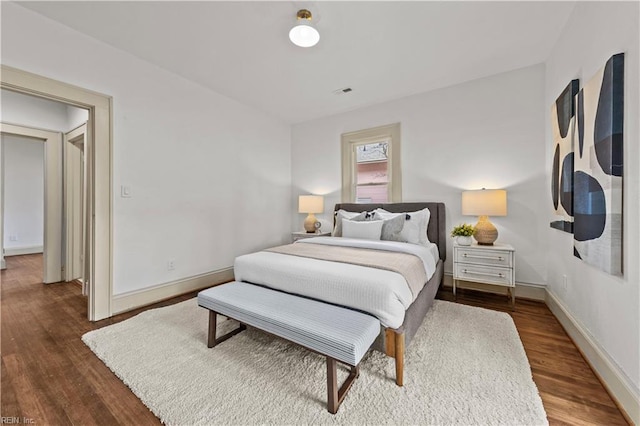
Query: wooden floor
[{"left": 1, "top": 254, "right": 628, "bottom": 425}]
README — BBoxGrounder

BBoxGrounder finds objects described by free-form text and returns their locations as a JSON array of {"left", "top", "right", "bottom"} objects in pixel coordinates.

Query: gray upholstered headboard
[{"left": 333, "top": 202, "right": 446, "bottom": 262}]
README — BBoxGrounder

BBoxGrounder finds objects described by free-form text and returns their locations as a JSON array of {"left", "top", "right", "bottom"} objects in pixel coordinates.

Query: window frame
[{"left": 341, "top": 123, "right": 402, "bottom": 203}]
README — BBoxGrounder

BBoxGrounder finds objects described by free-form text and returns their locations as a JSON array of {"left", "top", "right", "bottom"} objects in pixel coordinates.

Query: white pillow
[
  {"left": 332, "top": 210, "right": 369, "bottom": 237},
  {"left": 374, "top": 208, "right": 431, "bottom": 245},
  {"left": 342, "top": 219, "right": 383, "bottom": 240}
]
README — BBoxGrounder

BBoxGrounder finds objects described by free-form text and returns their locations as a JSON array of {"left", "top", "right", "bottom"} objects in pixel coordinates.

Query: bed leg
[
  {"left": 395, "top": 332, "right": 405, "bottom": 387},
  {"left": 384, "top": 329, "right": 396, "bottom": 357}
]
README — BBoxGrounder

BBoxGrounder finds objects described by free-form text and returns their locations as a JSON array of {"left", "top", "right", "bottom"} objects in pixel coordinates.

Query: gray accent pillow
[
  {"left": 333, "top": 211, "right": 369, "bottom": 237},
  {"left": 373, "top": 211, "right": 407, "bottom": 242}
]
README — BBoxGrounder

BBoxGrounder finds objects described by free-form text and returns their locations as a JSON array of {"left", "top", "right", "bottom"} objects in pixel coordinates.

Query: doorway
[
  {"left": 1, "top": 123, "right": 63, "bottom": 283},
  {"left": 1, "top": 65, "right": 113, "bottom": 321}
]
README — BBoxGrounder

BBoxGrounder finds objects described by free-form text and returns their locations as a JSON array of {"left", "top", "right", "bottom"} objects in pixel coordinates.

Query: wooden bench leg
[
  {"left": 207, "top": 310, "right": 246, "bottom": 348},
  {"left": 327, "top": 358, "right": 338, "bottom": 414},
  {"left": 395, "top": 332, "right": 405, "bottom": 387},
  {"left": 326, "top": 357, "right": 360, "bottom": 414},
  {"left": 207, "top": 311, "right": 217, "bottom": 348}
]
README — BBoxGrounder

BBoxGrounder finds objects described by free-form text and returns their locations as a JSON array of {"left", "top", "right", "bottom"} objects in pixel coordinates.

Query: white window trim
[{"left": 341, "top": 123, "right": 401, "bottom": 203}]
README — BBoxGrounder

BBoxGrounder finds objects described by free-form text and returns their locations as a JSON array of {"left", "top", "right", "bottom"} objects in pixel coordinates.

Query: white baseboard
[
  {"left": 111, "top": 267, "right": 234, "bottom": 315},
  {"left": 442, "top": 273, "right": 546, "bottom": 301},
  {"left": 514, "top": 282, "right": 547, "bottom": 301},
  {"left": 546, "top": 289, "right": 639, "bottom": 425},
  {"left": 1, "top": 258, "right": 5, "bottom": 269},
  {"left": 4, "top": 245, "right": 44, "bottom": 256}
]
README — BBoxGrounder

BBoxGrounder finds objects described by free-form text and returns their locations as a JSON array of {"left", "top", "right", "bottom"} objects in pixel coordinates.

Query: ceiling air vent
[{"left": 333, "top": 87, "right": 353, "bottom": 95}]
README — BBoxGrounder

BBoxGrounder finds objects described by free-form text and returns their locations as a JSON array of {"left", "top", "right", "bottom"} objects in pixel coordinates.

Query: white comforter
[{"left": 233, "top": 237, "right": 437, "bottom": 328}]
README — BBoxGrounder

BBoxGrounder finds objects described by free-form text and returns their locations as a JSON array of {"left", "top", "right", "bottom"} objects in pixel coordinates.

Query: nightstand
[
  {"left": 453, "top": 242, "right": 515, "bottom": 308},
  {"left": 291, "top": 231, "right": 331, "bottom": 242}
]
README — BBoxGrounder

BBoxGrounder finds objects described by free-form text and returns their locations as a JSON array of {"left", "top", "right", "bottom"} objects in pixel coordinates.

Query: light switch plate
[{"left": 121, "top": 185, "right": 132, "bottom": 198}]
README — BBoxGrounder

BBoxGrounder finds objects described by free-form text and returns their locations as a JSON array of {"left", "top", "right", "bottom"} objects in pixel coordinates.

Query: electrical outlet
[
  {"left": 167, "top": 259, "right": 175, "bottom": 271},
  {"left": 562, "top": 275, "right": 568, "bottom": 292},
  {"left": 9, "top": 235, "right": 18, "bottom": 242}
]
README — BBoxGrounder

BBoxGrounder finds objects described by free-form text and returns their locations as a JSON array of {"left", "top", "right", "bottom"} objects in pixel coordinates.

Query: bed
[{"left": 234, "top": 202, "right": 446, "bottom": 385}]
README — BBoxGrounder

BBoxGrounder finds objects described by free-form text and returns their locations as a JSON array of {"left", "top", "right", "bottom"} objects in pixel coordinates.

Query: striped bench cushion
[{"left": 198, "top": 282, "right": 380, "bottom": 366}]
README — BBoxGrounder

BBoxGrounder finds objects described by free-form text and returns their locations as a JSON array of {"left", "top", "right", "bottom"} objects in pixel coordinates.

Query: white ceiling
[{"left": 18, "top": 1, "right": 576, "bottom": 124}]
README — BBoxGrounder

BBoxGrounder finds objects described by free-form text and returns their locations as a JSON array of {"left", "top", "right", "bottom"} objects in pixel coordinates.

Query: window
[
  {"left": 341, "top": 123, "right": 401, "bottom": 203},
  {"left": 354, "top": 141, "right": 389, "bottom": 203}
]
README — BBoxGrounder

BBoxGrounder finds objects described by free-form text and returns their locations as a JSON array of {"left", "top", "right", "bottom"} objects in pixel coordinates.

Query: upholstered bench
[{"left": 197, "top": 281, "right": 380, "bottom": 414}]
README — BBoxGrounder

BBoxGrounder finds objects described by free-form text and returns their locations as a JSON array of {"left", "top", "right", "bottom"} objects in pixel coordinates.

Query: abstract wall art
[
  {"left": 550, "top": 79, "right": 579, "bottom": 233},
  {"left": 573, "top": 53, "right": 624, "bottom": 276}
]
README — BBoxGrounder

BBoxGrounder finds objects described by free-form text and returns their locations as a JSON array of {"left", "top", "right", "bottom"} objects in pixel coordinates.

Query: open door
[
  {"left": 1, "top": 123, "right": 63, "bottom": 283},
  {"left": 64, "top": 123, "right": 87, "bottom": 290},
  {"left": 83, "top": 117, "right": 93, "bottom": 300}
]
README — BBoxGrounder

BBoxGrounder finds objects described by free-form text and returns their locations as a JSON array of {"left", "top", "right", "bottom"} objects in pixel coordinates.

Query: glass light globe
[{"left": 289, "top": 24, "right": 320, "bottom": 48}]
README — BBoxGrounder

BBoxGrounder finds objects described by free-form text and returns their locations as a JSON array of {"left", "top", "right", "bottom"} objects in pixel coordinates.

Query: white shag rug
[{"left": 83, "top": 299, "right": 548, "bottom": 425}]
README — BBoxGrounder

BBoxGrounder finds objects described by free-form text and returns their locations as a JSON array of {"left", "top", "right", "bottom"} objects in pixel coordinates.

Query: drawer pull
[
  {"left": 462, "top": 269, "right": 505, "bottom": 278},
  {"left": 462, "top": 253, "right": 505, "bottom": 261}
]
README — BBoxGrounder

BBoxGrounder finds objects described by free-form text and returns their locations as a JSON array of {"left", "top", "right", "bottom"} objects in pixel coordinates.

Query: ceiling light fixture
[{"left": 289, "top": 9, "right": 320, "bottom": 48}]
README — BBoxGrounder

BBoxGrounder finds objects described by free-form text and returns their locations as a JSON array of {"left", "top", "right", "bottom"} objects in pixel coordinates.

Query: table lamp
[
  {"left": 298, "top": 195, "right": 324, "bottom": 233},
  {"left": 461, "top": 189, "right": 507, "bottom": 245}
]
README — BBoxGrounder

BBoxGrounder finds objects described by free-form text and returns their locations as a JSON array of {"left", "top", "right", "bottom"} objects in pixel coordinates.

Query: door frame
[
  {"left": 1, "top": 123, "right": 63, "bottom": 283},
  {"left": 1, "top": 65, "right": 113, "bottom": 321},
  {"left": 64, "top": 123, "right": 87, "bottom": 284}
]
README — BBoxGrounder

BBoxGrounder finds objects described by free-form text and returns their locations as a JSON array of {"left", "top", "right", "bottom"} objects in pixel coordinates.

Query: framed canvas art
[
  {"left": 573, "top": 53, "right": 624, "bottom": 276},
  {"left": 550, "top": 79, "right": 579, "bottom": 233}
]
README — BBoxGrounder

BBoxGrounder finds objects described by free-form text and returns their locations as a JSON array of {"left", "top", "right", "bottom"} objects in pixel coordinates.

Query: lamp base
[
  {"left": 474, "top": 215, "right": 498, "bottom": 245},
  {"left": 304, "top": 213, "right": 318, "bottom": 233}
]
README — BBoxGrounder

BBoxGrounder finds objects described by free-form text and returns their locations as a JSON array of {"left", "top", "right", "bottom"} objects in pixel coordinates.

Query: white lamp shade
[
  {"left": 298, "top": 195, "right": 324, "bottom": 214},
  {"left": 289, "top": 24, "right": 320, "bottom": 47},
  {"left": 462, "top": 189, "right": 507, "bottom": 216}
]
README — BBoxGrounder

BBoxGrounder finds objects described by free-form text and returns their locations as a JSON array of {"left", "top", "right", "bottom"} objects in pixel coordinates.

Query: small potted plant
[{"left": 451, "top": 223, "right": 476, "bottom": 246}]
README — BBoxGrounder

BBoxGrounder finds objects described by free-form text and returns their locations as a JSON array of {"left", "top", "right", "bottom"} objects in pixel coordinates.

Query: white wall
[
  {"left": 544, "top": 0, "right": 640, "bottom": 416},
  {"left": 1, "top": 88, "right": 87, "bottom": 132},
  {"left": 2, "top": 134, "right": 44, "bottom": 250},
  {"left": 1, "top": 3, "right": 292, "bottom": 295},
  {"left": 66, "top": 104, "right": 88, "bottom": 130},
  {"left": 292, "top": 64, "right": 547, "bottom": 285},
  {"left": 1, "top": 89, "right": 69, "bottom": 130}
]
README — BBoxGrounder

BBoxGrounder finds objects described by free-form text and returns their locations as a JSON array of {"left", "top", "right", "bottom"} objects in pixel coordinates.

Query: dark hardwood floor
[
  {"left": 438, "top": 289, "right": 629, "bottom": 425},
  {"left": 1, "top": 254, "right": 629, "bottom": 425}
]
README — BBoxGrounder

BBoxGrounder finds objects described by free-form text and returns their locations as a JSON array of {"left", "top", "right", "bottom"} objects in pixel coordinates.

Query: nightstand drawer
[
  {"left": 455, "top": 248, "right": 513, "bottom": 267},
  {"left": 454, "top": 263, "right": 514, "bottom": 287}
]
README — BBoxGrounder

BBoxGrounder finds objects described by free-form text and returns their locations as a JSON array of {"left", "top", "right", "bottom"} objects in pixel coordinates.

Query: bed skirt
[{"left": 371, "top": 259, "right": 443, "bottom": 353}]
